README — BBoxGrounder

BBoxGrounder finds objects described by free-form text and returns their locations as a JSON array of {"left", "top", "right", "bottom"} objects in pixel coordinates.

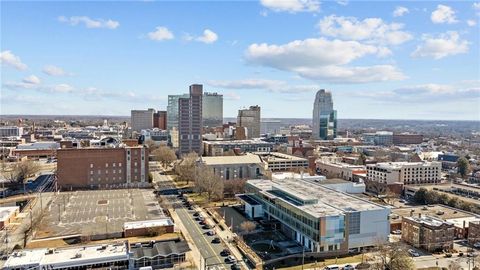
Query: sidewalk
[{"left": 199, "top": 206, "right": 251, "bottom": 270}]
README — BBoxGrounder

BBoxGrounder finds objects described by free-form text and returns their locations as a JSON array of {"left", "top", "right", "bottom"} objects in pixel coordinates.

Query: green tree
[
  {"left": 412, "top": 188, "right": 428, "bottom": 204},
  {"left": 457, "top": 157, "right": 470, "bottom": 178}
]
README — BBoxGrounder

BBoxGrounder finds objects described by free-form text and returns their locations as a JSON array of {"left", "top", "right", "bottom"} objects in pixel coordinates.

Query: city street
[{"left": 154, "top": 170, "right": 231, "bottom": 270}]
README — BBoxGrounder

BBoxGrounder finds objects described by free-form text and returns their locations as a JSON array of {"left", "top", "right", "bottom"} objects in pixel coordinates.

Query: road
[{"left": 154, "top": 170, "right": 232, "bottom": 270}]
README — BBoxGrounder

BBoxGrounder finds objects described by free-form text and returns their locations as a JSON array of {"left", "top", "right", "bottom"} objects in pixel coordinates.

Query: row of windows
[{"left": 90, "top": 162, "right": 122, "bottom": 168}]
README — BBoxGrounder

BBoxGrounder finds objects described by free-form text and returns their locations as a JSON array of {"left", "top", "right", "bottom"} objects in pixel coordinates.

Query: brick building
[
  {"left": 402, "top": 215, "right": 455, "bottom": 252},
  {"left": 393, "top": 133, "right": 423, "bottom": 145},
  {"left": 154, "top": 111, "right": 167, "bottom": 130},
  {"left": 468, "top": 220, "right": 480, "bottom": 245},
  {"left": 57, "top": 146, "right": 149, "bottom": 189},
  {"left": 123, "top": 218, "right": 174, "bottom": 238}
]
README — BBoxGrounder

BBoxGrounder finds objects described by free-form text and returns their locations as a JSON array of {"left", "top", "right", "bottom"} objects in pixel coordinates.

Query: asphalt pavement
[{"left": 154, "top": 171, "right": 232, "bottom": 270}]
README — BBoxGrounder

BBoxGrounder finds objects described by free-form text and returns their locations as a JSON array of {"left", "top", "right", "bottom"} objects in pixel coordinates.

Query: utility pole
[{"left": 301, "top": 244, "right": 305, "bottom": 270}]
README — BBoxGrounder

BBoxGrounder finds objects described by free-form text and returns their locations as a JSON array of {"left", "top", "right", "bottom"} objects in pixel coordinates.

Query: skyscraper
[
  {"left": 312, "top": 89, "right": 337, "bottom": 140},
  {"left": 202, "top": 92, "right": 223, "bottom": 127},
  {"left": 167, "top": 94, "right": 189, "bottom": 130},
  {"left": 179, "top": 84, "right": 203, "bottom": 155},
  {"left": 153, "top": 111, "right": 167, "bottom": 130},
  {"left": 237, "top": 105, "right": 261, "bottom": 139},
  {"left": 131, "top": 108, "right": 155, "bottom": 132}
]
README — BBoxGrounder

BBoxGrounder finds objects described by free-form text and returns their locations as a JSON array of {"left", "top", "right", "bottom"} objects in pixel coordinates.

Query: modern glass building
[
  {"left": 167, "top": 94, "right": 189, "bottom": 130},
  {"left": 202, "top": 92, "right": 223, "bottom": 128},
  {"left": 312, "top": 89, "right": 337, "bottom": 140},
  {"left": 242, "top": 179, "right": 390, "bottom": 254}
]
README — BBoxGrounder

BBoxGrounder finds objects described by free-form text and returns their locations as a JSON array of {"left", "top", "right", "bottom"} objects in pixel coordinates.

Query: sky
[{"left": 1, "top": 0, "right": 479, "bottom": 120}]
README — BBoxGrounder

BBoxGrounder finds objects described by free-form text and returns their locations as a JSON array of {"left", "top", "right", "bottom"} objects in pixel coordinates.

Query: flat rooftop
[
  {"left": 204, "top": 140, "right": 273, "bottom": 145},
  {"left": 248, "top": 179, "right": 386, "bottom": 218},
  {"left": 391, "top": 204, "right": 476, "bottom": 224},
  {"left": 0, "top": 206, "right": 19, "bottom": 222},
  {"left": 4, "top": 242, "right": 128, "bottom": 268},
  {"left": 124, "top": 218, "right": 173, "bottom": 230},
  {"left": 370, "top": 161, "right": 441, "bottom": 169},
  {"left": 404, "top": 215, "right": 452, "bottom": 227},
  {"left": 255, "top": 152, "right": 307, "bottom": 162},
  {"left": 199, "top": 153, "right": 262, "bottom": 165}
]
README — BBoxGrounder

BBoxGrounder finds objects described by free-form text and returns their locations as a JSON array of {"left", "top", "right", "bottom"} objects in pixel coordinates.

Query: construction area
[{"left": 35, "top": 189, "right": 165, "bottom": 240}]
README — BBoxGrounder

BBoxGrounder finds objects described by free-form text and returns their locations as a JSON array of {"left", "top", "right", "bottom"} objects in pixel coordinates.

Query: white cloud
[
  {"left": 473, "top": 2, "right": 480, "bottom": 15},
  {"left": 207, "top": 78, "right": 319, "bottom": 93},
  {"left": 336, "top": 0, "right": 348, "bottom": 6},
  {"left": 245, "top": 37, "right": 405, "bottom": 83},
  {"left": 431, "top": 5, "right": 458, "bottom": 24},
  {"left": 467, "top": 20, "right": 477, "bottom": 26},
  {"left": 3, "top": 81, "right": 74, "bottom": 93},
  {"left": 22, "top": 75, "right": 41, "bottom": 85},
  {"left": 196, "top": 29, "right": 218, "bottom": 44},
  {"left": 58, "top": 16, "right": 119, "bottom": 29},
  {"left": 0, "top": 50, "right": 28, "bottom": 70},
  {"left": 393, "top": 6, "right": 409, "bottom": 17},
  {"left": 43, "top": 65, "right": 70, "bottom": 76},
  {"left": 224, "top": 92, "right": 241, "bottom": 100},
  {"left": 260, "top": 0, "right": 320, "bottom": 13},
  {"left": 356, "top": 81, "right": 480, "bottom": 103},
  {"left": 51, "top": 84, "right": 74, "bottom": 93},
  {"left": 317, "top": 15, "right": 413, "bottom": 45},
  {"left": 412, "top": 31, "right": 469, "bottom": 59},
  {"left": 147, "top": 26, "right": 174, "bottom": 41}
]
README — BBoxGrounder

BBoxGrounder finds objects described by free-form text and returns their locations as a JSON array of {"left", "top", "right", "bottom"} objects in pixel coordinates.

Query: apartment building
[
  {"left": 366, "top": 161, "right": 442, "bottom": 185},
  {"left": 131, "top": 108, "right": 155, "bottom": 132},
  {"left": 242, "top": 179, "right": 390, "bottom": 254},
  {"left": 178, "top": 84, "right": 203, "bottom": 155},
  {"left": 402, "top": 215, "right": 455, "bottom": 252},
  {"left": 57, "top": 146, "right": 149, "bottom": 189},
  {"left": 237, "top": 105, "right": 261, "bottom": 139},
  {"left": 393, "top": 133, "right": 423, "bottom": 145}
]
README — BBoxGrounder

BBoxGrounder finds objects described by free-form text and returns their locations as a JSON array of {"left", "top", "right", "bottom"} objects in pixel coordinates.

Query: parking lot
[{"left": 36, "top": 189, "right": 165, "bottom": 239}]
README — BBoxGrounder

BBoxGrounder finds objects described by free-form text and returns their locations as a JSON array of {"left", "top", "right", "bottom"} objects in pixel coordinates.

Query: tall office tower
[
  {"left": 202, "top": 92, "right": 223, "bottom": 128},
  {"left": 179, "top": 84, "right": 203, "bottom": 155},
  {"left": 312, "top": 89, "right": 337, "bottom": 140},
  {"left": 167, "top": 94, "right": 189, "bottom": 130},
  {"left": 131, "top": 108, "right": 155, "bottom": 132},
  {"left": 153, "top": 111, "right": 167, "bottom": 130},
  {"left": 237, "top": 105, "right": 261, "bottom": 139}
]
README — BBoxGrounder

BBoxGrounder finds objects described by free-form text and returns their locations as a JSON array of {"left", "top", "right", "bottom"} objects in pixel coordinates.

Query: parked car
[
  {"left": 211, "top": 237, "right": 221, "bottom": 243},
  {"left": 408, "top": 249, "right": 420, "bottom": 257},
  {"left": 445, "top": 253, "right": 452, "bottom": 258},
  {"left": 392, "top": 230, "right": 402, "bottom": 235},
  {"left": 202, "top": 224, "right": 212, "bottom": 229},
  {"left": 199, "top": 220, "right": 206, "bottom": 225},
  {"left": 225, "top": 255, "right": 236, "bottom": 264},
  {"left": 458, "top": 252, "right": 464, "bottom": 257},
  {"left": 324, "top": 265, "right": 339, "bottom": 270},
  {"left": 220, "top": 249, "right": 231, "bottom": 256},
  {"left": 231, "top": 264, "right": 241, "bottom": 270},
  {"left": 193, "top": 212, "right": 200, "bottom": 217},
  {"left": 343, "top": 264, "right": 355, "bottom": 270},
  {"left": 206, "top": 231, "right": 216, "bottom": 236},
  {"left": 474, "top": 242, "right": 480, "bottom": 248}
]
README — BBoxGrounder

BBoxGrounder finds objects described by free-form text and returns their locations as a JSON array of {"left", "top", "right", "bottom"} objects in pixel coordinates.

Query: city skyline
[{"left": 1, "top": 1, "right": 479, "bottom": 120}]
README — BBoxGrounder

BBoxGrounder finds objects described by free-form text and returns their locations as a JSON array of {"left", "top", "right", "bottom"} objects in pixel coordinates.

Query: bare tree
[
  {"left": 384, "top": 188, "right": 400, "bottom": 205},
  {"left": 195, "top": 164, "right": 223, "bottom": 202},
  {"left": 175, "top": 152, "right": 198, "bottom": 185},
  {"left": 144, "top": 139, "right": 160, "bottom": 152},
  {"left": 240, "top": 221, "right": 256, "bottom": 234},
  {"left": 151, "top": 146, "right": 177, "bottom": 168},
  {"left": 448, "top": 261, "right": 462, "bottom": 270},
  {"left": 370, "top": 242, "right": 415, "bottom": 270},
  {"left": 5, "top": 160, "right": 40, "bottom": 185},
  {"left": 224, "top": 179, "right": 246, "bottom": 197}
]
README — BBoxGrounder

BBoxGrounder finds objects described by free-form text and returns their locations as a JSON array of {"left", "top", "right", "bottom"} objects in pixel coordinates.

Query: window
[
  {"left": 119, "top": 163, "right": 122, "bottom": 167},
  {"left": 105, "top": 170, "right": 108, "bottom": 174},
  {"left": 90, "top": 171, "right": 93, "bottom": 175},
  {"left": 119, "top": 169, "right": 122, "bottom": 174},
  {"left": 90, "top": 164, "right": 93, "bottom": 168},
  {"left": 113, "top": 163, "right": 116, "bottom": 167},
  {"left": 105, "top": 163, "right": 109, "bottom": 168},
  {"left": 113, "top": 170, "right": 116, "bottom": 174}
]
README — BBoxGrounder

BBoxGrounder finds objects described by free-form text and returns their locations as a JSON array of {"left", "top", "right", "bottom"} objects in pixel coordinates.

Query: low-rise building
[
  {"left": 367, "top": 161, "right": 441, "bottom": 185},
  {"left": 393, "top": 133, "right": 423, "bottom": 145},
  {"left": 129, "top": 240, "right": 190, "bottom": 269},
  {"left": 0, "top": 126, "right": 23, "bottom": 138},
  {"left": 402, "top": 215, "right": 455, "bottom": 252},
  {"left": 199, "top": 153, "right": 263, "bottom": 180},
  {"left": 468, "top": 221, "right": 480, "bottom": 245},
  {"left": 0, "top": 206, "right": 19, "bottom": 229},
  {"left": 203, "top": 140, "right": 273, "bottom": 156},
  {"left": 256, "top": 152, "right": 309, "bottom": 172},
  {"left": 241, "top": 179, "right": 390, "bottom": 254},
  {"left": 3, "top": 242, "right": 130, "bottom": 270},
  {"left": 123, "top": 218, "right": 174, "bottom": 238},
  {"left": 316, "top": 161, "right": 366, "bottom": 181}
]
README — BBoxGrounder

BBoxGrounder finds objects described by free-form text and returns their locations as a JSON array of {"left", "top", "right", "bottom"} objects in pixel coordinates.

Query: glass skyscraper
[{"left": 312, "top": 89, "right": 337, "bottom": 140}]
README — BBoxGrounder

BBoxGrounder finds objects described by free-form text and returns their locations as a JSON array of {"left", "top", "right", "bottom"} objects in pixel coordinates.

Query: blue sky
[{"left": 1, "top": 0, "right": 479, "bottom": 120}]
